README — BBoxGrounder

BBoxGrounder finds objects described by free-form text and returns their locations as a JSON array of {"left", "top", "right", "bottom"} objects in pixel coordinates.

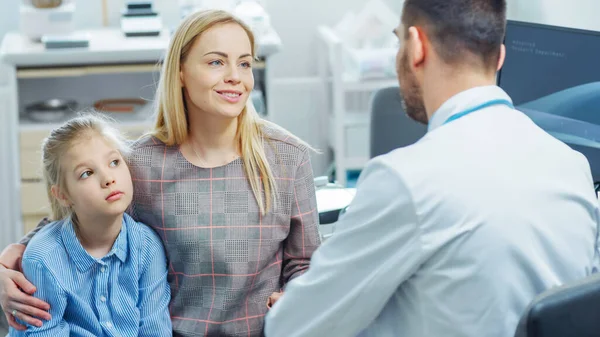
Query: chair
[
  {"left": 514, "top": 273, "right": 600, "bottom": 337},
  {"left": 517, "top": 82, "right": 600, "bottom": 185},
  {"left": 369, "top": 87, "right": 427, "bottom": 158}
]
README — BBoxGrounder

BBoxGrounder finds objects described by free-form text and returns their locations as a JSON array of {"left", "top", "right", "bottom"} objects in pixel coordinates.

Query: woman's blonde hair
[
  {"left": 153, "top": 9, "right": 308, "bottom": 215},
  {"left": 42, "top": 112, "right": 130, "bottom": 221}
]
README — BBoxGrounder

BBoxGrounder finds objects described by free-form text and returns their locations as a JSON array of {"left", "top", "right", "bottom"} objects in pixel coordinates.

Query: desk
[
  {"left": 316, "top": 186, "right": 356, "bottom": 241},
  {"left": 0, "top": 28, "right": 281, "bottom": 248}
]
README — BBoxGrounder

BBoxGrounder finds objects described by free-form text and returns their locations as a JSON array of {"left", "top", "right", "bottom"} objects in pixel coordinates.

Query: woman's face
[{"left": 180, "top": 23, "right": 255, "bottom": 120}]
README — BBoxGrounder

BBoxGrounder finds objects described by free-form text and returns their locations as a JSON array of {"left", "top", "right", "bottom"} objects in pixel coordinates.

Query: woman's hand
[
  {"left": 0, "top": 244, "right": 51, "bottom": 330},
  {"left": 0, "top": 243, "right": 26, "bottom": 272},
  {"left": 266, "top": 291, "right": 283, "bottom": 309}
]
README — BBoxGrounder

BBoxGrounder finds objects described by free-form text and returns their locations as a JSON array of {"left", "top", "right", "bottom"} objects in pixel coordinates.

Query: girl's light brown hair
[{"left": 42, "top": 112, "right": 130, "bottom": 220}]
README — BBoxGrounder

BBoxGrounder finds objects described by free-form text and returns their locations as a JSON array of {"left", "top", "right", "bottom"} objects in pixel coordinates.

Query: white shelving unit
[
  {"left": 0, "top": 27, "right": 282, "bottom": 248},
  {"left": 317, "top": 25, "right": 398, "bottom": 186}
]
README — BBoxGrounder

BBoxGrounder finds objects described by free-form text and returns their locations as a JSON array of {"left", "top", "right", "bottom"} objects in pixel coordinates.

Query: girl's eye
[
  {"left": 240, "top": 61, "right": 252, "bottom": 69},
  {"left": 110, "top": 159, "right": 120, "bottom": 167},
  {"left": 209, "top": 60, "right": 224, "bottom": 66},
  {"left": 80, "top": 171, "right": 92, "bottom": 179}
]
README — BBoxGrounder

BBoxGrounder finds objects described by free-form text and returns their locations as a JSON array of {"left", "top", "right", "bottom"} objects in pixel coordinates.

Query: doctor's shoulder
[{"left": 371, "top": 137, "right": 435, "bottom": 174}]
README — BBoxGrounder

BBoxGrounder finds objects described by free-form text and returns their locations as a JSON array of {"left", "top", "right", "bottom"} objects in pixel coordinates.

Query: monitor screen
[
  {"left": 498, "top": 20, "right": 600, "bottom": 184},
  {"left": 498, "top": 20, "right": 600, "bottom": 107}
]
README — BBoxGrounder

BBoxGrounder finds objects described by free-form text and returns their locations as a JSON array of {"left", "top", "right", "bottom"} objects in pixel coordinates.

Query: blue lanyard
[{"left": 443, "top": 99, "right": 514, "bottom": 125}]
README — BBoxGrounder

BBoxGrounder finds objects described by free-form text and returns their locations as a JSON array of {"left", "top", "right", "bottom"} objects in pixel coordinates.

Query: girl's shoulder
[{"left": 23, "top": 220, "right": 66, "bottom": 266}]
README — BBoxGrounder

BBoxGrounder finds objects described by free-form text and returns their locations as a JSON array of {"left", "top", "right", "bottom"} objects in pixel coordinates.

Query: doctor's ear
[
  {"left": 497, "top": 44, "right": 506, "bottom": 71},
  {"left": 407, "top": 26, "right": 426, "bottom": 68}
]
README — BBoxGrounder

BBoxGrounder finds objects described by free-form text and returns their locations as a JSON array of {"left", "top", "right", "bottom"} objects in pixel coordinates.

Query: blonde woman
[{"left": 0, "top": 9, "right": 320, "bottom": 337}]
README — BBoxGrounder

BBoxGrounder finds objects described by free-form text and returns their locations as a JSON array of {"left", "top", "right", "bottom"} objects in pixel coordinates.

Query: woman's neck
[
  {"left": 73, "top": 213, "right": 123, "bottom": 258},
  {"left": 185, "top": 113, "right": 241, "bottom": 167}
]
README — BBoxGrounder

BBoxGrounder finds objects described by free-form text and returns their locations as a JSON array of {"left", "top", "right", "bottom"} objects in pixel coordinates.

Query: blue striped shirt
[{"left": 10, "top": 213, "right": 172, "bottom": 337}]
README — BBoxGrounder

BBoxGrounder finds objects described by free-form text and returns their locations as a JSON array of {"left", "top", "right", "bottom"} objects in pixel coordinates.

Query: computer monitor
[
  {"left": 498, "top": 20, "right": 600, "bottom": 108},
  {"left": 498, "top": 20, "right": 600, "bottom": 185}
]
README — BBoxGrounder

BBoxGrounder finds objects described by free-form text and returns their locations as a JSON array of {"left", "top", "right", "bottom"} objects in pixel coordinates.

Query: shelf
[
  {"left": 1, "top": 28, "right": 280, "bottom": 68},
  {"left": 329, "top": 112, "right": 370, "bottom": 126},
  {"left": 17, "top": 63, "right": 160, "bottom": 79},
  {"left": 19, "top": 118, "right": 153, "bottom": 132},
  {"left": 1, "top": 29, "right": 170, "bottom": 68},
  {"left": 345, "top": 112, "right": 370, "bottom": 126},
  {"left": 16, "top": 60, "right": 266, "bottom": 79},
  {"left": 323, "top": 76, "right": 397, "bottom": 92},
  {"left": 328, "top": 114, "right": 365, "bottom": 148},
  {"left": 19, "top": 101, "right": 155, "bottom": 132},
  {"left": 346, "top": 157, "right": 369, "bottom": 170},
  {"left": 328, "top": 113, "right": 371, "bottom": 165},
  {"left": 341, "top": 74, "right": 398, "bottom": 92}
]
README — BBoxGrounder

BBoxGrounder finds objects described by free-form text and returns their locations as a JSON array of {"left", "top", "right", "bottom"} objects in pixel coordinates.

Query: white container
[
  {"left": 233, "top": 0, "right": 270, "bottom": 38},
  {"left": 20, "top": 2, "right": 76, "bottom": 41},
  {"left": 343, "top": 46, "right": 397, "bottom": 80},
  {"left": 178, "top": 0, "right": 236, "bottom": 19}
]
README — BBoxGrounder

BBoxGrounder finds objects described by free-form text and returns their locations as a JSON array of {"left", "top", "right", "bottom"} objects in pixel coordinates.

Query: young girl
[
  {"left": 1, "top": 9, "right": 320, "bottom": 337},
  {"left": 9, "top": 113, "right": 172, "bottom": 336}
]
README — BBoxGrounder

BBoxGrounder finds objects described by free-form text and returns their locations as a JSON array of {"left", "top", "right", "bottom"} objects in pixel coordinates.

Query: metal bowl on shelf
[{"left": 25, "top": 99, "right": 77, "bottom": 123}]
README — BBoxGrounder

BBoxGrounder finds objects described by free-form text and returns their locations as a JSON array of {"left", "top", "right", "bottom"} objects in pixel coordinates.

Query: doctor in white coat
[{"left": 264, "top": 0, "right": 600, "bottom": 336}]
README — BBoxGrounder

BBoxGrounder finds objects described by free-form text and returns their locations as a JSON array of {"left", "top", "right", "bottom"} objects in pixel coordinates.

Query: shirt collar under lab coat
[{"left": 427, "top": 85, "right": 513, "bottom": 133}]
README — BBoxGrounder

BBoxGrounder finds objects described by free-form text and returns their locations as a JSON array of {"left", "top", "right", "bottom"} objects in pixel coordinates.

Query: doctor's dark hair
[
  {"left": 401, "top": 0, "right": 507, "bottom": 69},
  {"left": 41, "top": 112, "right": 131, "bottom": 221}
]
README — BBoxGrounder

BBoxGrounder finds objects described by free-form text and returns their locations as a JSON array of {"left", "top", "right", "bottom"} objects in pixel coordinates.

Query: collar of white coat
[{"left": 427, "top": 85, "right": 513, "bottom": 133}]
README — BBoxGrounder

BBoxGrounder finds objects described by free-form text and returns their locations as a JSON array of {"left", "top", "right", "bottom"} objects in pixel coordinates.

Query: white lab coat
[{"left": 264, "top": 85, "right": 600, "bottom": 337}]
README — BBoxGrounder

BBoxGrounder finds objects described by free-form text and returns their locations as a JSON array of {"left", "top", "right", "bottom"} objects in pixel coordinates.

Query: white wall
[
  {"left": 264, "top": 0, "right": 600, "bottom": 175},
  {"left": 264, "top": 0, "right": 404, "bottom": 79},
  {"left": 2, "top": 0, "right": 599, "bottom": 70},
  {"left": 263, "top": 0, "right": 403, "bottom": 175},
  {"left": 1, "top": 0, "right": 600, "bottom": 174},
  {"left": 0, "top": 0, "right": 120, "bottom": 36},
  {"left": 507, "top": 0, "right": 600, "bottom": 31},
  {"left": 263, "top": 0, "right": 600, "bottom": 175},
  {"left": 0, "top": 0, "right": 402, "bottom": 176}
]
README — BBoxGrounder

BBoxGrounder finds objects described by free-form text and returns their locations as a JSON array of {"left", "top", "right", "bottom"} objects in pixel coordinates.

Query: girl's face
[
  {"left": 53, "top": 132, "right": 133, "bottom": 222},
  {"left": 180, "top": 22, "right": 255, "bottom": 120}
]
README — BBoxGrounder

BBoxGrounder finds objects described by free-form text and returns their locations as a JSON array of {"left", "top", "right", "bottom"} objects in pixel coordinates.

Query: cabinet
[
  {"left": 18, "top": 125, "right": 149, "bottom": 234},
  {"left": 0, "top": 28, "right": 281, "bottom": 248},
  {"left": 11, "top": 65, "right": 160, "bottom": 239},
  {"left": 316, "top": 26, "right": 398, "bottom": 186}
]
